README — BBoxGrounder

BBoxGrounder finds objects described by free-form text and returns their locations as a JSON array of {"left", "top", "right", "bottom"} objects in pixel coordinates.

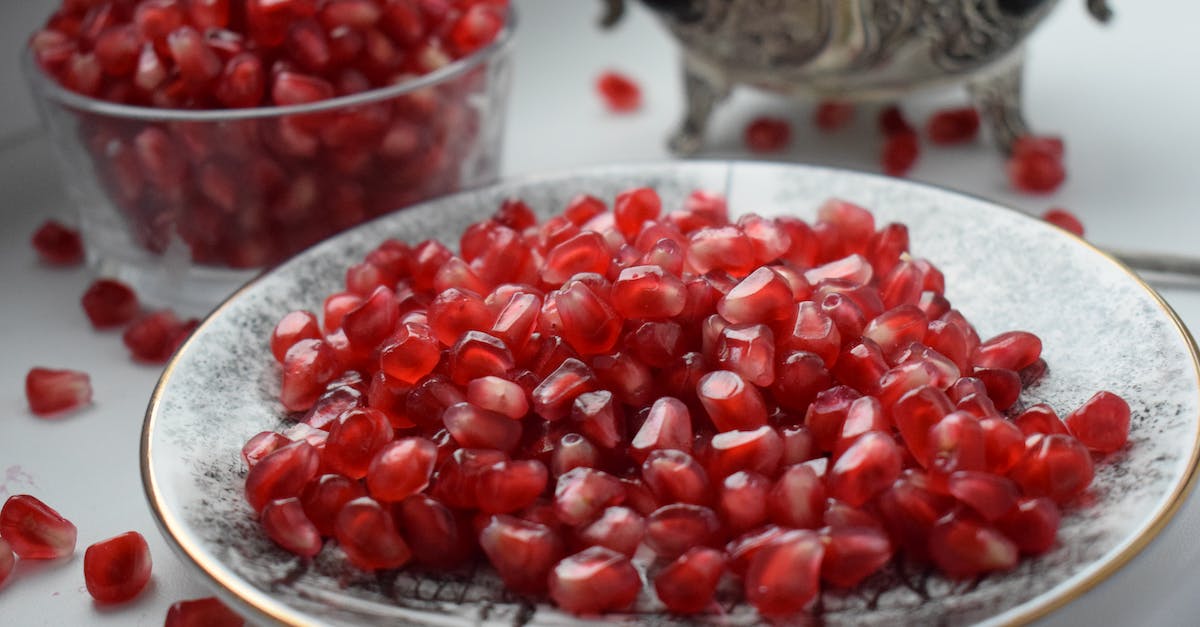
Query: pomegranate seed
[
  {"left": 696, "top": 370, "right": 768, "bottom": 432},
  {"left": 654, "top": 546, "right": 725, "bottom": 614},
  {"left": 820, "top": 525, "right": 892, "bottom": 588},
  {"left": 610, "top": 265, "right": 686, "bottom": 319},
  {"left": 261, "top": 498, "right": 322, "bottom": 557},
  {"left": 1064, "top": 390, "right": 1130, "bottom": 453},
  {"left": 1013, "top": 403, "right": 1070, "bottom": 437},
  {"left": 745, "top": 117, "right": 791, "bottom": 153},
  {"left": 365, "top": 438, "right": 436, "bottom": 502},
  {"left": 630, "top": 397, "right": 692, "bottom": 460},
  {"left": 244, "top": 441, "right": 320, "bottom": 513},
  {"left": 379, "top": 322, "right": 441, "bottom": 384},
  {"left": 1042, "top": 207, "right": 1085, "bottom": 236},
  {"left": 716, "top": 266, "right": 793, "bottom": 324},
  {"left": 882, "top": 131, "right": 919, "bottom": 176},
  {"left": 0, "top": 495, "right": 77, "bottom": 559},
  {"left": 929, "top": 513, "right": 1018, "bottom": 578},
  {"left": 479, "top": 514, "right": 564, "bottom": 594},
  {"left": 1009, "top": 135, "right": 1066, "bottom": 193},
  {"left": 876, "top": 476, "right": 952, "bottom": 561},
  {"left": 893, "top": 385, "right": 953, "bottom": 465},
  {"left": 642, "top": 449, "right": 711, "bottom": 506},
  {"left": 394, "top": 495, "right": 470, "bottom": 570},
  {"left": 325, "top": 407, "right": 394, "bottom": 478},
  {"left": 707, "top": 426, "right": 783, "bottom": 479},
  {"left": 79, "top": 279, "right": 139, "bottom": 329},
  {"left": 879, "top": 105, "right": 914, "bottom": 136},
  {"left": 744, "top": 529, "right": 824, "bottom": 616},
  {"left": 595, "top": 70, "right": 641, "bottom": 113},
  {"left": 718, "top": 471, "right": 770, "bottom": 533},
  {"left": 975, "top": 367, "right": 1022, "bottom": 411},
  {"left": 25, "top": 367, "right": 92, "bottom": 416},
  {"left": 570, "top": 390, "right": 623, "bottom": 449},
  {"left": 124, "top": 310, "right": 198, "bottom": 364},
  {"left": 476, "top": 460, "right": 548, "bottom": 513},
  {"left": 301, "top": 474, "right": 365, "bottom": 537},
  {"left": 974, "top": 331, "right": 1042, "bottom": 371},
  {"left": 532, "top": 358, "right": 597, "bottom": 421},
  {"left": 804, "top": 385, "right": 862, "bottom": 453},
  {"left": 270, "top": 311, "right": 321, "bottom": 364},
  {"left": 643, "top": 503, "right": 720, "bottom": 559},
  {"left": 164, "top": 597, "right": 244, "bottom": 627},
  {"left": 1009, "top": 433, "right": 1095, "bottom": 503},
  {"left": 926, "top": 107, "right": 980, "bottom": 144},
  {"left": 550, "top": 546, "right": 641, "bottom": 614},
  {"left": 335, "top": 496, "right": 411, "bottom": 571},
  {"left": 551, "top": 432, "right": 600, "bottom": 476},
  {"left": 31, "top": 220, "right": 84, "bottom": 266},
  {"left": 828, "top": 432, "right": 903, "bottom": 507},
  {"left": 980, "top": 416, "right": 1026, "bottom": 474},
  {"left": 768, "top": 464, "right": 825, "bottom": 529},
  {"left": 555, "top": 467, "right": 625, "bottom": 527},
  {"left": 168, "top": 25, "right": 221, "bottom": 86},
  {"left": 577, "top": 506, "right": 644, "bottom": 556},
  {"left": 0, "top": 538, "right": 14, "bottom": 586},
  {"left": 810, "top": 99, "right": 856, "bottom": 131},
  {"left": 947, "top": 470, "right": 1020, "bottom": 521},
  {"left": 996, "top": 496, "right": 1061, "bottom": 555}
]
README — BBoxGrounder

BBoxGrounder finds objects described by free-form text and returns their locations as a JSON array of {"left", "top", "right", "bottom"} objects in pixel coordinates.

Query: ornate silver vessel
[{"left": 602, "top": 0, "right": 1111, "bottom": 154}]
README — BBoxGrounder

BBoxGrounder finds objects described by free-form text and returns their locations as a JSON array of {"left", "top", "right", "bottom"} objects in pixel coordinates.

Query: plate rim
[{"left": 139, "top": 159, "right": 1200, "bottom": 627}]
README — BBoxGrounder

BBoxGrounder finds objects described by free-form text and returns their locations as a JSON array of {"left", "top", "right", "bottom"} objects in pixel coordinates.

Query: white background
[{"left": 1, "top": 0, "right": 1200, "bottom": 624}]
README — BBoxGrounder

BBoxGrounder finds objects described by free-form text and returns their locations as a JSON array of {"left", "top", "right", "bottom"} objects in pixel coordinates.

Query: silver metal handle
[{"left": 1109, "top": 249, "right": 1200, "bottom": 290}]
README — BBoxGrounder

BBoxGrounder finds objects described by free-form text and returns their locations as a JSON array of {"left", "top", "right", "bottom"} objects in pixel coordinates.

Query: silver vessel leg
[
  {"left": 967, "top": 54, "right": 1031, "bottom": 154},
  {"left": 669, "top": 57, "right": 730, "bottom": 155}
]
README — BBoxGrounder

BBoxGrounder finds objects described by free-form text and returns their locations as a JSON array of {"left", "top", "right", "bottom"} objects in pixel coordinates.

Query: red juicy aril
[
  {"left": 1, "top": 494, "right": 77, "bottom": 559},
  {"left": 25, "top": 367, "right": 93, "bottom": 416},
  {"left": 245, "top": 188, "right": 1131, "bottom": 618},
  {"left": 30, "top": 0, "right": 510, "bottom": 270},
  {"left": 83, "top": 531, "right": 153, "bottom": 603}
]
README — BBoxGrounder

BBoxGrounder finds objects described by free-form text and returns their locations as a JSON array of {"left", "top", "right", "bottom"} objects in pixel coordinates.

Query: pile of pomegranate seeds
[
  {"left": 246, "top": 189, "right": 1129, "bottom": 617},
  {"left": 744, "top": 117, "right": 791, "bottom": 153},
  {"left": 83, "top": 531, "right": 153, "bottom": 603},
  {"left": 29, "top": 0, "right": 509, "bottom": 269},
  {"left": 596, "top": 70, "right": 641, "bottom": 113},
  {"left": 31, "top": 220, "right": 84, "bottom": 266},
  {"left": 25, "top": 367, "right": 93, "bottom": 417}
]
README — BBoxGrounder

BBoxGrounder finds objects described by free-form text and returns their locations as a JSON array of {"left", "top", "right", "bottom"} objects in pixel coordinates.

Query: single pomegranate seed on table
[
  {"left": 0, "top": 495, "right": 77, "bottom": 559},
  {"left": 81, "top": 279, "right": 140, "bottom": 328},
  {"left": 25, "top": 367, "right": 92, "bottom": 416},
  {"left": 1042, "top": 207, "right": 1086, "bottom": 236},
  {"left": 83, "top": 531, "right": 153, "bottom": 603},
  {"left": 814, "top": 101, "right": 854, "bottom": 132},
  {"left": 31, "top": 220, "right": 84, "bottom": 266},
  {"left": 596, "top": 70, "right": 641, "bottom": 113},
  {"left": 1009, "top": 135, "right": 1066, "bottom": 194},
  {"left": 744, "top": 117, "right": 791, "bottom": 153},
  {"left": 878, "top": 105, "right": 914, "bottom": 136},
  {"left": 164, "top": 597, "right": 245, "bottom": 627},
  {"left": 881, "top": 131, "right": 919, "bottom": 176},
  {"left": 123, "top": 310, "right": 199, "bottom": 364}
]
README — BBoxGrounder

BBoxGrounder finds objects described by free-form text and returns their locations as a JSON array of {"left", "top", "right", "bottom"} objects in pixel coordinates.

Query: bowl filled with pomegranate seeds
[
  {"left": 141, "top": 162, "right": 1200, "bottom": 625},
  {"left": 24, "top": 0, "right": 514, "bottom": 312}
]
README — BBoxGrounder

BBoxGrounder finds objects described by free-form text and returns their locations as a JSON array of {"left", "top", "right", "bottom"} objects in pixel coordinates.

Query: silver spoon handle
[{"left": 1109, "top": 249, "right": 1200, "bottom": 290}]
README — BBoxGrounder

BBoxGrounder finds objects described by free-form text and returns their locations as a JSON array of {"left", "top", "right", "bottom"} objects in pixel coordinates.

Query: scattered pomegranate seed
[
  {"left": 31, "top": 220, "right": 84, "bottom": 266},
  {"left": 926, "top": 107, "right": 980, "bottom": 144},
  {"left": 1042, "top": 207, "right": 1086, "bottom": 237},
  {"left": 881, "top": 131, "right": 919, "bottom": 177},
  {"left": 83, "top": 531, "right": 152, "bottom": 603},
  {"left": 878, "top": 105, "right": 914, "bottom": 137},
  {"left": 25, "top": 367, "right": 93, "bottom": 416},
  {"left": 744, "top": 117, "right": 791, "bottom": 153},
  {"left": 814, "top": 101, "right": 854, "bottom": 132},
  {"left": 0, "top": 495, "right": 77, "bottom": 559},
  {"left": 123, "top": 309, "right": 198, "bottom": 364},
  {"left": 596, "top": 70, "right": 641, "bottom": 113},
  {"left": 236, "top": 187, "right": 1132, "bottom": 617},
  {"left": 164, "top": 597, "right": 244, "bottom": 627},
  {"left": 81, "top": 278, "right": 140, "bottom": 328},
  {"left": 1009, "top": 135, "right": 1066, "bottom": 194}
]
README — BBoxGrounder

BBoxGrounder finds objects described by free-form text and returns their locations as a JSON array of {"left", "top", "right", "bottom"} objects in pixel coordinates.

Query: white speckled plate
[{"left": 142, "top": 162, "right": 1200, "bottom": 626}]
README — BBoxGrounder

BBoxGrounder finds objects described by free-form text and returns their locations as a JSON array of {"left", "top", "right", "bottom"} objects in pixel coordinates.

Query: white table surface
[{"left": 2, "top": 1, "right": 1200, "bottom": 625}]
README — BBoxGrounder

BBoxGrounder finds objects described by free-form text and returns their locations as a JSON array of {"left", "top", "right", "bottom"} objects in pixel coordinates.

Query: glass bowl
[{"left": 22, "top": 9, "right": 515, "bottom": 314}]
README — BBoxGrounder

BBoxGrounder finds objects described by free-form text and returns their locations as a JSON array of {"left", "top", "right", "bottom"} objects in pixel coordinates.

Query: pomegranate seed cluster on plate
[
  {"left": 244, "top": 186, "right": 1131, "bottom": 618},
  {"left": 27, "top": 0, "right": 510, "bottom": 269}
]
